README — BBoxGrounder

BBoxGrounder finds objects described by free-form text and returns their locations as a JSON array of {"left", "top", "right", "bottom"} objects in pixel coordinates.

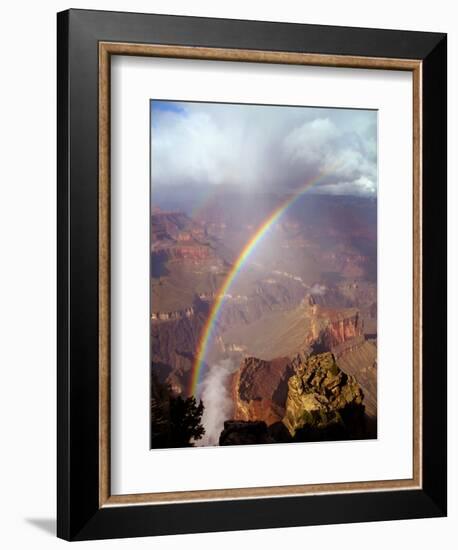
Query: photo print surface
[{"left": 150, "top": 100, "right": 377, "bottom": 449}]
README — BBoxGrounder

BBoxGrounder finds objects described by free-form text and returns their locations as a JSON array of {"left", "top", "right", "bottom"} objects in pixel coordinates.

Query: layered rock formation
[
  {"left": 156, "top": 239, "right": 215, "bottom": 262},
  {"left": 150, "top": 199, "right": 378, "bottom": 423},
  {"left": 220, "top": 298, "right": 367, "bottom": 368},
  {"left": 232, "top": 356, "right": 293, "bottom": 425},
  {"left": 151, "top": 307, "right": 195, "bottom": 322},
  {"left": 151, "top": 210, "right": 207, "bottom": 243},
  {"left": 151, "top": 302, "right": 209, "bottom": 395},
  {"left": 230, "top": 307, "right": 371, "bottom": 414},
  {"left": 151, "top": 210, "right": 217, "bottom": 266},
  {"left": 283, "top": 352, "right": 365, "bottom": 440},
  {"left": 333, "top": 337, "right": 377, "bottom": 422},
  {"left": 223, "top": 351, "right": 367, "bottom": 445},
  {"left": 306, "top": 304, "right": 364, "bottom": 350}
]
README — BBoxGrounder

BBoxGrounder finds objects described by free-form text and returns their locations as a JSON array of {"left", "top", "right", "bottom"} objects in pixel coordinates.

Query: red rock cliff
[
  {"left": 232, "top": 356, "right": 293, "bottom": 425},
  {"left": 307, "top": 305, "right": 363, "bottom": 349}
]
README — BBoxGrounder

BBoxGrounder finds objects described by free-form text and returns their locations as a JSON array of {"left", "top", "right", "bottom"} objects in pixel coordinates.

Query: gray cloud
[{"left": 151, "top": 101, "right": 377, "bottom": 196}]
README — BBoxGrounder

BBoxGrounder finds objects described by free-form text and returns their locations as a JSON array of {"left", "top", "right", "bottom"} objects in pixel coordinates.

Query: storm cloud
[{"left": 151, "top": 101, "right": 377, "bottom": 196}]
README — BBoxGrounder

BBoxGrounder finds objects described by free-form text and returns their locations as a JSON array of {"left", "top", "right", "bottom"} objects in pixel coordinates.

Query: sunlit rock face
[
  {"left": 221, "top": 351, "right": 367, "bottom": 445},
  {"left": 282, "top": 352, "right": 365, "bottom": 440}
]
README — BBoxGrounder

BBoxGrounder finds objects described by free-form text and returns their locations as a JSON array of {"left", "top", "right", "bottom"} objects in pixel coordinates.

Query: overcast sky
[{"left": 150, "top": 100, "right": 377, "bottom": 196}]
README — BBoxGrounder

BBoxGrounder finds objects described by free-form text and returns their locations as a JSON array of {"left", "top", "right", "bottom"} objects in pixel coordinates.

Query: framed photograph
[{"left": 57, "top": 9, "right": 447, "bottom": 541}]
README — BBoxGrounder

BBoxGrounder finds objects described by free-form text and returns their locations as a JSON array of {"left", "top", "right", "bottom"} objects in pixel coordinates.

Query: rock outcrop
[
  {"left": 151, "top": 307, "right": 195, "bottom": 322},
  {"left": 307, "top": 305, "right": 364, "bottom": 350},
  {"left": 332, "top": 336, "right": 377, "bottom": 418},
  {"left": 219, "top": 420, "right": 274, "bottom": 445},
  {"left": 282, "top": 352, "right": 365, "bottom": 440},
  {"left": 219, "top": 420, "right": 294, "bottom": 445},
  {"left": 159, "top": 242, "right": 214, "bottom": 262},
  {"left": 151, "top": 302, "right": 209, "bottom": 396},
  {"left": 221, "top": 351, "right": 367, "bottom": 445},
  {"left": 232, "top": 356, "right": 293, "bottom": 425},
  {"left": 151, "top": 210, "right": 216, "bottom": 264}
]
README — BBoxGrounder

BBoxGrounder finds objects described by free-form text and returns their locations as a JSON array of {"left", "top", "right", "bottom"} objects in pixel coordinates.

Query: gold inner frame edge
[{"left": 98, "top": 42, "right": 422, "bottom": 507}]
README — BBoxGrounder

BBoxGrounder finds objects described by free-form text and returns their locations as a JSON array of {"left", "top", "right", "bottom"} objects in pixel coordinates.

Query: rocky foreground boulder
[
  {"left": 219, "top": 420, "right": 293, "bottom": 445},
  {"left": 219, "top": 420, "right": 273, "bottom": 445},
  {"left": 232, "top": 356, "right": 293, "bottom": 425},
  {"left": 221, "top": 351, "right": 366, "bottom": 445},
  {"left": 283, "top": 351, "right": 365, "bottom": 440}
]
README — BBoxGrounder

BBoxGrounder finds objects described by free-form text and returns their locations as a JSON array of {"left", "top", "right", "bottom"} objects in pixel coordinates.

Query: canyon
[{"left": 150, "top": 192, "right": 378, "bottom": 446}]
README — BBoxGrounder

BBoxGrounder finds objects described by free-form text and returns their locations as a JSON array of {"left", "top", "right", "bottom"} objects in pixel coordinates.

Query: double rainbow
[{"left": 188, "top": 169, "right": 332, "bottom": 396}]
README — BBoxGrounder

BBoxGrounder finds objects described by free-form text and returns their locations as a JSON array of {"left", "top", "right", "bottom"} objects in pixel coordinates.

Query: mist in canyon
[{"left": 197, "top": 359, "right": 238, "bottom": 446}]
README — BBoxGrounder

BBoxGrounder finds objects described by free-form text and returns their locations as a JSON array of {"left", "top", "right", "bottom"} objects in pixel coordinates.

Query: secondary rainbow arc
[{"left": 189, "top": 168, "right": 333, "bottom": 397}]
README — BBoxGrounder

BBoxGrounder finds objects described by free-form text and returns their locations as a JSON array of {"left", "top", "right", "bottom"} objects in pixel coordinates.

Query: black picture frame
[{"left": 57, "top": 8, "right": 447, "bottom": 541}]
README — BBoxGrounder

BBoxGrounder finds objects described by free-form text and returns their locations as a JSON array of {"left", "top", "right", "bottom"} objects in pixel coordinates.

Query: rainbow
[{"left": 189, "top": 169, "right": 333, "bottom": 396}]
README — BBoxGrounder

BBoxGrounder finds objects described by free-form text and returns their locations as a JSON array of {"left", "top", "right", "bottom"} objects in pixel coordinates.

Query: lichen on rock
[{"left": 282, "top": 351, "right": 364, "bottom": 439}]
